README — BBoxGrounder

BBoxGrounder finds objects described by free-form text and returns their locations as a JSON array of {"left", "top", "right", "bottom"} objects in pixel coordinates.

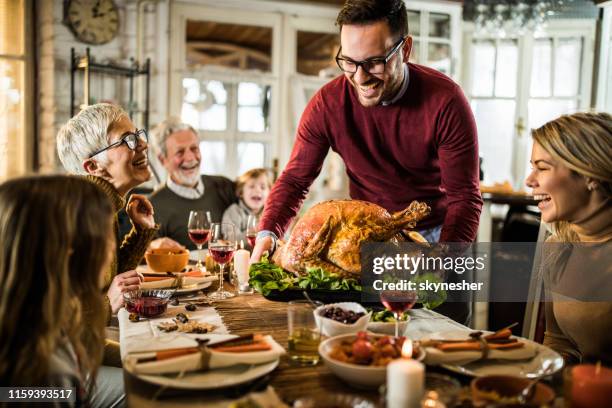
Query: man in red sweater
[{"left": 253, "top": 0, "right": 482, "bottom": 322}]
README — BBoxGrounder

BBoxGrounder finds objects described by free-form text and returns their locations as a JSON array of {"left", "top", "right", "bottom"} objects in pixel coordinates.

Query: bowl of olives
[{"left": 314, "top": 302, "right": 371, "bottom": 337}]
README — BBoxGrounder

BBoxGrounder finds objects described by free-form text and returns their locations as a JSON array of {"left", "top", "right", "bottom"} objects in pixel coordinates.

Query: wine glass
[
  {"left": 187, "top": 210, "right": 211, "bottom": 271},
  {"left": 380, "top": 290, "right": 417, "bottom": 338},
  {"left": 246, "top": 214, "right": 258, "bottom": 249},
  {"left": 208, "top": 222, "right": 237, "bottom": 300}
]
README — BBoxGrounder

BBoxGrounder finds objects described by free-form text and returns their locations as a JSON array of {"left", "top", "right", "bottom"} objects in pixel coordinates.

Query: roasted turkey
[{"left": 272, "top": 200, "right": 430, "bottom": 278}]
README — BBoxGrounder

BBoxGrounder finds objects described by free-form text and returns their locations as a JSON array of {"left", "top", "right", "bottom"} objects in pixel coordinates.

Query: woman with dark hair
[
  {"left": 526, "top": 111, "right": 612, "bottom": 364},
  {"left": 0, "top": 175, "right": 123, "bottom": 406}
]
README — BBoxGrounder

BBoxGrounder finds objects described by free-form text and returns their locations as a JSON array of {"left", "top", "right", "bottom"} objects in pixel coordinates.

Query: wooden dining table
[{"left": 122, "top": 289, "right": 472, "bottom": 407}]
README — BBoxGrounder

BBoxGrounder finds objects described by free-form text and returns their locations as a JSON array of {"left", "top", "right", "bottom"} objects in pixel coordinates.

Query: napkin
[
  {"left": 124, "top": 335, "right": 285, "bottom": 375},
  {"left": 422, "top": 332, "right": 538, "bottom": 366},
  {"left": 140, "top": 274, "right": 215, "bottom": 290}
]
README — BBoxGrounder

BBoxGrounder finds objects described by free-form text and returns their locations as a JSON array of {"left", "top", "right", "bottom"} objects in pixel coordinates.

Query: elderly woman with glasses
[{"left": 57, "top": 104, "right": 158, "bottom": 328}]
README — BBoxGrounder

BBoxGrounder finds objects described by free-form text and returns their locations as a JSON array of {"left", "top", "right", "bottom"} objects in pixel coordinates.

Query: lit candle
[
  {"left": 571, "top": 363, "right": 612, "bottom": 408},
  {"left": 387, "top": 357, "right": 424, "bottom": 408},
  {"left": 233, "top": 247, "right": 252, "bottom": 294},
  {"left": 402, "top": 339, "right": 413, "bottom": 358}
]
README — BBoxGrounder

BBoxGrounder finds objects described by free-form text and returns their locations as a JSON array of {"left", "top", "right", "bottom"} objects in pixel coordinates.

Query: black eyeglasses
[
  {"left": 89, "top": 129, "right": 148, "bottom": 158},
  {"left": 336, "top": 37, "right": 405, "bottom": 75}
]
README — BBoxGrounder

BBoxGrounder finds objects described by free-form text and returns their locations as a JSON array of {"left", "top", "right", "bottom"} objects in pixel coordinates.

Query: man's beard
[{"left": 172, "top": 161, "right": 200, "bottom": 187}]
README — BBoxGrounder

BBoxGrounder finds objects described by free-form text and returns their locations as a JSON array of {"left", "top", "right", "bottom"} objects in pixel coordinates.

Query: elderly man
[
  {"left": 149, "top": 117, "right": 236, "bottom": 249},
  {"left": 57, "top": 103, "right": 158, "bottom": 316}
]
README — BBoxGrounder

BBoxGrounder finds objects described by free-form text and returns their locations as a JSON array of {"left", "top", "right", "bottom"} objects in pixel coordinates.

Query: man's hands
[
  {"left": 149, "top": 237, "right": 185, "bottom": 251},
  {"left": 127, "top": 194, "right": 155, "bottom": 229},
  {"left": 107, "top": 270, "right": 142, "bottom": 313},
  {"left": 249, "top": 236, "right": 273, "bottom": 264}
]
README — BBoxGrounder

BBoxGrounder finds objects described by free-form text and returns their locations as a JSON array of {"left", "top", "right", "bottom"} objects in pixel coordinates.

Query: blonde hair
[
  {"left": 236, "top": 168, "right": 272, "bottom": 197},
  {"left": 531, "top": 112, "right": 612, "bottom": 242},
  {"left": 0, "top": 176, "right": 112, "bottom": 392}
]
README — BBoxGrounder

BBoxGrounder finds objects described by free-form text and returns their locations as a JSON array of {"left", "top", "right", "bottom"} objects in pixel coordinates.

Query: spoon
[
  {"left": 517, "top": 362, "right": 555, "bottom": 404},
  {"left": 302, "top": 291, "right": 319, "bottom": 308}
]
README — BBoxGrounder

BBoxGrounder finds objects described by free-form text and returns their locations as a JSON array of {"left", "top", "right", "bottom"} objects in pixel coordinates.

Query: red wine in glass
[
  {"left": 188, "top": 229, "right": 210, "bottom": 245},
  {"left": 246, "top": 214, "right": 258, "bottom": 249},
  {"left": 246, "top": 233, "right": 257, "bottom": 248},
  {"left": 209, "top": 245, "right": 236, "bottom": 265},
  {"left": 187, "top": 210, "right": 211, "bottom": 271},
  {"left": 380, "top": 290, "right": 417, "bottom": 337},
  {"left": 208, "top": 223, "right": 237, "bottom": 301}
]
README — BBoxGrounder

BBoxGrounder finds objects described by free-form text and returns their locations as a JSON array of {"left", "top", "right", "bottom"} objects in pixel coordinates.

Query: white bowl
[
  {"left": 318, "top": 333, "right": 388, "bottom": 389},
  {"left": 314, "top": 302, "right": 371, "bottom": 337},
  {"left": 367, "top": 315, "right": 411, "bottom": 336},
  {"left": 318, "top": 333, "right": 425, "bottom": 389}
]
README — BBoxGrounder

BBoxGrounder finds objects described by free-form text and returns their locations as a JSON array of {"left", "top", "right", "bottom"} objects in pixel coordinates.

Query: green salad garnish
[
  {"left": 249, "top": 256, "right": 362, "bottom": 296},
  {"left": 368, "top": 309, "right": 410, "bottom": 322}
]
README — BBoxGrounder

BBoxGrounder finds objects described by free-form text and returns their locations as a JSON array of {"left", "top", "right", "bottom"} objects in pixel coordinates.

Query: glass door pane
[
  {"left": 237, "top": 142, "right": 265, "bottom": 175},
  {"left": 296, "top": 30, "right": 339, "bottom": 76},
  {"left": 495, "top": 40, "right": 518, "bottom": 98},
  {"left": 0, "top": 0, "right": 24, "bottom": 55},
  {"left": 409, "top": 40, "right": 420, "bottom": 63},
  {"left": 554, "top": 38, "right": 582, "bottom": 97},
  {"left": 471, "top": 41, "right": 495, "bottom": 97},
  {"left": 199, "top": 141, "right": 227, "bottom": 175},
  {"left": 181, "top": 79, "right": 228, "bottom": 131},
  {"left": 471, "top": 99, "right": 516, "bottom": 184},
  {"left": 429, "top": 13, "right": 450, "bottom": 39},
  {"left": 0, "top": 58, "right": 24, "bottom": 178},
  {"left": 237, "top": 82, "right": 269, "bottom": 133},
  {"left": 408, "top": 10, "right": 420, "bottom": 36},
  {"left": 186, "top": 20, "right": 272, "bottom": 72},
  {"left": 427, "top": 43, "right": 451, "bottom": 74},
  {"left": 530, "top": 39, "right": 552, "bottom": 97}
]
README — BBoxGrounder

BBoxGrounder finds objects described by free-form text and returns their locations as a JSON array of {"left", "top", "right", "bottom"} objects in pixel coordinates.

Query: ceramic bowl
[
  {"left": 314, "top": 302, "right": 371, "bottom": 337},
  {"left": 471, "top": 375, "right": 555, "bottom": 406},
  {"left": 145, "top": 248, "right": 190, "bottom": 272}
]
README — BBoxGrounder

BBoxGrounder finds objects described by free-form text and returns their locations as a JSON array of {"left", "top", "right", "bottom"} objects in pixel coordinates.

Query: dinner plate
[
  {"left": 136, "top": 264, "right": 197, "bottom": 275},
  {"left": 133, "top": 359, "right": 279, "bottom": 390},
  {"left": 174, "top": 279, "right": 214, "bottom": 294},
  {"left": 428, "top": 330, "right": 564, "bottom": 378}
]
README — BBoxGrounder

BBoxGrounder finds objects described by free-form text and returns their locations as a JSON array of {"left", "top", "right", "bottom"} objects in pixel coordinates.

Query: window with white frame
[
  {"left": 181, "top": 75, "right": 271, "bottom": 177},
  {"left": 469, "top": 39, "right": 519, "bottom": 185},
  {"left": 464, "top": 20, "right": 595, "bottom": 187},
  {"left": 0, "top": 0, "right": 30, "bottom": 180},
  {"left": 169, "top": 5, "right": 281, "bottom": 180}
]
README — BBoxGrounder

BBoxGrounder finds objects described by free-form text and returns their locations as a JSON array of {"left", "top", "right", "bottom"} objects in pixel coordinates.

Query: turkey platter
[{"left": 272, "top": 200, "right": 430, "bottom": 278}]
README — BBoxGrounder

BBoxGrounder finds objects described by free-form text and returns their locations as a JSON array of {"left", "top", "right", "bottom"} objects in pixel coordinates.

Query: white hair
[
  {"left": 56, "top": 103, "right": 128, "bottom": 174},
  {"left": 150, "top": 117, "right": 199, "bottom": 158}
]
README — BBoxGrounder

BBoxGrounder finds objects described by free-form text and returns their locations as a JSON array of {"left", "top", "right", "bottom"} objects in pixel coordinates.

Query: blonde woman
[
  {"left": 525, "top": 112, "right": 612, "bottom": 364},
  {"left": 0, "top": 176, "right": 124, "bottom": 406}
]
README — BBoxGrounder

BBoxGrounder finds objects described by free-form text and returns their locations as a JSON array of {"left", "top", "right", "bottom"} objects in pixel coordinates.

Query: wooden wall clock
[{"left": 64, "top": 0, "right": 120, "bottom": 45}]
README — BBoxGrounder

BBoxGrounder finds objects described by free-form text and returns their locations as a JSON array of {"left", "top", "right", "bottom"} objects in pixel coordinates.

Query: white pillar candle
[
  {"left": 387, "top": 359, "right": 425, "bottom": 408},
  {"left": 233, "top": 249, "right": 250, "bottom": 285}
]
